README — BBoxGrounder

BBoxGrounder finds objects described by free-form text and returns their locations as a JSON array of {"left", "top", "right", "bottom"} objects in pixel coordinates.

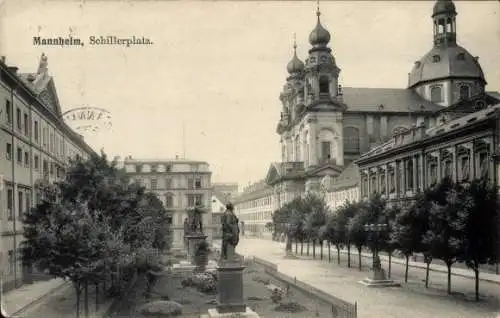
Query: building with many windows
[
  {"left": 233, "top": 180, "right": 274, "bottom": 238},
  {"left": 122, "top": 157, "right": 213, "bottom": 249},
  {"left": 0, "top": 54, "right": 96, "bottom": 292},
  {"left": 322, "top": 162, "right": 360, "bottom": 212},
  {"left": 263, "top": 0, "right": 499, "bottom": 211},
  {"left": 213, "top": 182, "right": 239, "bottom": 201}
]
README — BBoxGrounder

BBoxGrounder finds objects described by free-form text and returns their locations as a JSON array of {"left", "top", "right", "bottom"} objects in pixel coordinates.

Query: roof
[
  {"left": 357, "top": 103, "right": 500, "bottom": 164},
  {"left": 0, "top": 56, "right": 96, "bottom": 158},
  {"left": 265, "top": 162, "right": 305, "bottom": 186},
  {"left": 330, "top": 162, "right": 360, "bottom": 190},
  {"left": 212, "top": 189, "right": 231, "bottom": 205},
  {"left": 233, "top": 179, "right": 273, "bottom": 204},
  {"left": 341, "top": 87, "right": 444, "bottom": 113},
  {"left": 408, "top": 44, "right": 485, "bottom": 88}
]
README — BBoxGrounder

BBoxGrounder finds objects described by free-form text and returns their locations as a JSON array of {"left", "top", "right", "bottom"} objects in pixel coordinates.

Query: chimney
[
  {"left": 415, "top": 121, "right": 426, "bottom": 140},
  {"left": 0, "top": 56, "right": 5, "bottom": 64},
  {"left": 8, "top": 66, "right": 18, "bottom": 74}
]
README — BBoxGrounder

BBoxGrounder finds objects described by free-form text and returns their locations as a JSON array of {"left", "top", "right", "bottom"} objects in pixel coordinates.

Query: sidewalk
[
  {"left": 233, "top": 238, "right": 500, "bottom": 318},
  {"left": 2, "top": 278, "right": 68, "bottom": 315},
  {"left": 242, "top": 238, "right": 500, "bottom": 285}
]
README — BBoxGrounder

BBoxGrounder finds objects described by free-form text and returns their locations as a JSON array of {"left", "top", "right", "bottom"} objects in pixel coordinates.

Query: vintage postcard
[{"left": 0, "top": 0, "right": 499, "bottom": 317}]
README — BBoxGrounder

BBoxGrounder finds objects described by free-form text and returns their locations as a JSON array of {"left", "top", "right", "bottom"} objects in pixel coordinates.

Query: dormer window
[
  {"left": 432, "top": 55, "right": 441, "bottom": 63},
  {"left": 457, "top": 53, "right": 465, "bottom": 60},
  {"left": 459, "top": 85, "right": 470, "bottom": 100},
  {"left": 430, "top": 85, "right": 443, "bottom": 103}
]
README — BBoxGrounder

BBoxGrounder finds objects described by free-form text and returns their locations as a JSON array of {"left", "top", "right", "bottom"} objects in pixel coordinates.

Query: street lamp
[
  {"left": 364, "top": 223, "right": 387, "bottom": 271},
  {"left": 358, "top": 223, "right": 399, "bottom": 287}
]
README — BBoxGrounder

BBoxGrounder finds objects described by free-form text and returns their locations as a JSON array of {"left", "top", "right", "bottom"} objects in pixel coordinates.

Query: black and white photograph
[{"left": 0, "top": 0, "right": 499, "bottom": 317}]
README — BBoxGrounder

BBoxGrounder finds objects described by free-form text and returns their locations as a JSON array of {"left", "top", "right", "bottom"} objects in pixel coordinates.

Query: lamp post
[{"left": 358, "top": 223, "right": 400, "bottom": 287}]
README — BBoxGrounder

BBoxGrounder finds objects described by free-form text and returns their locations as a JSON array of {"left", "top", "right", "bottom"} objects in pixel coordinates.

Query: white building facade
[{"left": 123, "top": 157, "right": 213, "bottom": 249}]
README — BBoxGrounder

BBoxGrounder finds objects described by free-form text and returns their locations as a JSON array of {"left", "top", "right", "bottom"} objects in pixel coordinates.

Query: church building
[{"left": 263, "top": 0, "right": 500, "bottom": 212}]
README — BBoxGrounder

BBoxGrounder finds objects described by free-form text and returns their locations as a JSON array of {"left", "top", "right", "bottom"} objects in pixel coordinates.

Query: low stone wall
[{"left": 251, "top": 256, "right": 357, "bottom": 318}]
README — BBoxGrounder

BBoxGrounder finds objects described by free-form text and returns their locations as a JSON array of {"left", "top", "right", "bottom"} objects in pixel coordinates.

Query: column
[
  {"left": 309, "top": 124, "right": 318, "bottom": 166},
  {"left": 385, "top": 164, "right": 389, "bottom": 195},
  {"left": 418, "top": 154, "right": 424, "bottom": 190},
  {"left": 452, "top": 146, "right": 457, "bottom": 182},
  {"left": 395, "top": 162, "right": 400, "bottom": 196},
  {"left": 436, "top": 152, "right": 442, "bottom": 183},
  {"left": 412, "top": 156, "right": 418, "bottom": 193}
]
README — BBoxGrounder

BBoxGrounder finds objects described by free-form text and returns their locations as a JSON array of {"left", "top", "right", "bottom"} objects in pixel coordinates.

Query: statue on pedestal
[
  {"left": 221, "top": 203, "right": 240, "bottom": 261},
  {"left": 187, "top": 206, "right": 203, "bottom": 234}
]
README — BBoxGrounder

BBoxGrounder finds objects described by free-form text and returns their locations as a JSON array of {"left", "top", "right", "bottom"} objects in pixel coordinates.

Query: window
[
  {"left": 43, "top": 160, "right": 48, "bottom": 176},
  {"left": 165, "top": 178, "right": 172, "bottom": 189},
  {"left": 151, "top": 178, "right": 157, "bottom": 190},
  {"left": 7, "top": 188, "right": 13, "bottom": 220},
  {"left": 321, "top": 141, "right": 331, "bottom": 160},
  {"left": 406, "top": 159, "right": 414, "bottom": 191},
  {"left": 23, "top": 113, "right": 29, "bottom": 135},
  {"left": 459, "top": 85, "right": 470, "bottom": 100},
  {"left": 18, "top": 191, "right": 23, "bottom": 220},
  {"left": 34, "top": 155, "right": 39, "bottom": 169},
  {"left": 457, "top": 53, "right": 465, "bottom": 60},
  {"left": 25, "top": 193, "right": 31, "bottom": 215},
  {"left": 17, "top": 147, "right": 22, "bottom": 164},
  {"left": 460, "top": 156, "right": 470, "bottom": 181},
  {"left": 187, "top": 195, "right": 195, "bottom": 207},
  {"left": 6, "top": 143, "right": 12, "bottom": 160},
  {"left": 135, "top": 178, "right": 143, "bottom": 186},
  {"left": 432, "top": 55, "right": 441, "bottom": 63},
  {"left": 479, "top": 152, "right": 489, "bottom": 178},
  {"left": 24, "top": 151, "right": 29, "bottom": 166},
  {"left": 50, "top": 162, "right": 54, "bottom": 175},
  {"left": 187, "top": 178, "right": 194, "bottom": 189},
  {"left": 371, "top": 176, "right": 377, "bottom": 194},
  {"left": 195, "top": 178, "right": 202, "bottom": 189},
  {"left": 319, "top": 76, "right": 329, "bottom": 94},
  {"left": 16, "top": 107, "right": 21, "bottom": 130},
  {"left": 195, "top": 194, "right": 203, "bottom": 206},
  {"left": 380, "top": 174, "right": 386, "bottom": 194},
  {"left": 430, "top": 85, "right": 443, "bottom": 103},
  {"left": 343, "top": 127, "right": 360, "bottom": 154},
  {"left": 443, "top": 160, "right": 452, "bottom": 178},
  {"left": 165, "top": 164, "right": 172, "bottom": 172},
  {"left": 165, "top": 194, "right": 173, "bottom": 208},
  {"left": 8, "top": 250, "right": 13, "bottom": 274},
  {"left": 34, "top": 120, "right": 39, "bottom": 141},
  {"left": 5, "top": 100, "right": 12, "bottom": 124}
]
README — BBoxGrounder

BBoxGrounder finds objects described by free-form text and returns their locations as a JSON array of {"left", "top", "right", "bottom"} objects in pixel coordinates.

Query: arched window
[
  {"left": 406, "top": 159, "right": 414, "bottom": 191},
  {"left": 430, "top": 85, "right": 443, "bottom": 103},
  {"left": 319, "top": 76, "right": 329, "bottom": 94},
  {"left": 343, "top": 127, "right": 360, "bottom": 154},
  {"left": 459, "top": 85, "right": 470, "bottom": 100}
]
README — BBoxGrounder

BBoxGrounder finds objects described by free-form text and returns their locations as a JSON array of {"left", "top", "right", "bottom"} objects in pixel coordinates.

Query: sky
[{"left": 0, "top": 0, "right": 499, "bottom": 190}]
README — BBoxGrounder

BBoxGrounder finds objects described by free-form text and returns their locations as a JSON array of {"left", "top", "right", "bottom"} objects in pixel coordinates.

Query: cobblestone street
[{"left": 229, "top": 238, "right": 500, "bottom": 318}]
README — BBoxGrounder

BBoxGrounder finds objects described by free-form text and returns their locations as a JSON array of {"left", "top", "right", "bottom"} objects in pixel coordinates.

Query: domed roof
[
  {"left": 433, "top": 0, "right": 456, "bottom": 17},
  {"left": 286, "top": 51, "right": 305, "bottom": 74},
  {"left": 408, "top": 45, "right": 485, "bottom": 88},
  {"left": 309, "top": 15, "right": 331, "bottom": 46}
]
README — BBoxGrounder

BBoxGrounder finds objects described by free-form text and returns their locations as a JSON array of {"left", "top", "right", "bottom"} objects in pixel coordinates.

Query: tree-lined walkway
[{"left": 228, "top": 238, "right": 500, "bottom": 318}]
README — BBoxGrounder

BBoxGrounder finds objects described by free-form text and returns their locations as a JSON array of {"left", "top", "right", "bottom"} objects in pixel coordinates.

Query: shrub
[{"left": 138, "top": 300, "right": 183, "bottom": 316}]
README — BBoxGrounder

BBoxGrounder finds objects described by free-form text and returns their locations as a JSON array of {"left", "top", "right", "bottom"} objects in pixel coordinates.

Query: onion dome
[
  {"left": 432, "top": 0, "right": 456, "bottom": 17},
  {"left": 308, "top": 8, "right": 331, "bottom": 46},
  {"left": 286, "top": 40, "right": 305, "bottom": 74}
]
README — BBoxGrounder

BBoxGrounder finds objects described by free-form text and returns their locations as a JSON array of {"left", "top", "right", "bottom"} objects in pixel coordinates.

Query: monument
[
  {"left": 184, "top": 206, "right": 208, "bottom": 264},
  {"left": 358, "top": 254, "right": 401, "bottom": 287},
  {"left": 207, "top": 203, "right": 260, "bottom": 318}
]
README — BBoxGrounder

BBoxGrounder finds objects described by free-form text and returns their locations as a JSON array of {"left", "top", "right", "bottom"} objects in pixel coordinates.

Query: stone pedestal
[
  {"left": 358, "top": 267, "right": 401, "bottom": 287},
  {"left": 207, "top": 307, "right": 260, "bottom": 318},
  {"left": 185, "top": 234, "right": 208, "bottom": 264},
  {"left": 216, "top": 262, "right": 246, "bottom": 313}
]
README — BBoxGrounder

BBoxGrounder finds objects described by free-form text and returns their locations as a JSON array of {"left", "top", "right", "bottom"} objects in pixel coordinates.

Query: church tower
[{"left": 408, "top": 0, "right": 487, "bottom": 107}]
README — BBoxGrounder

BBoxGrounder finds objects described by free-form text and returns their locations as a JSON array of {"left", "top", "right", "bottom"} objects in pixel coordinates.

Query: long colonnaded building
[
  {"left": 122, "top": 157, "right": 213, "bottom": 249},
  {"left": 0, "top": 54, "right": 96, "bottom": 291}
]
